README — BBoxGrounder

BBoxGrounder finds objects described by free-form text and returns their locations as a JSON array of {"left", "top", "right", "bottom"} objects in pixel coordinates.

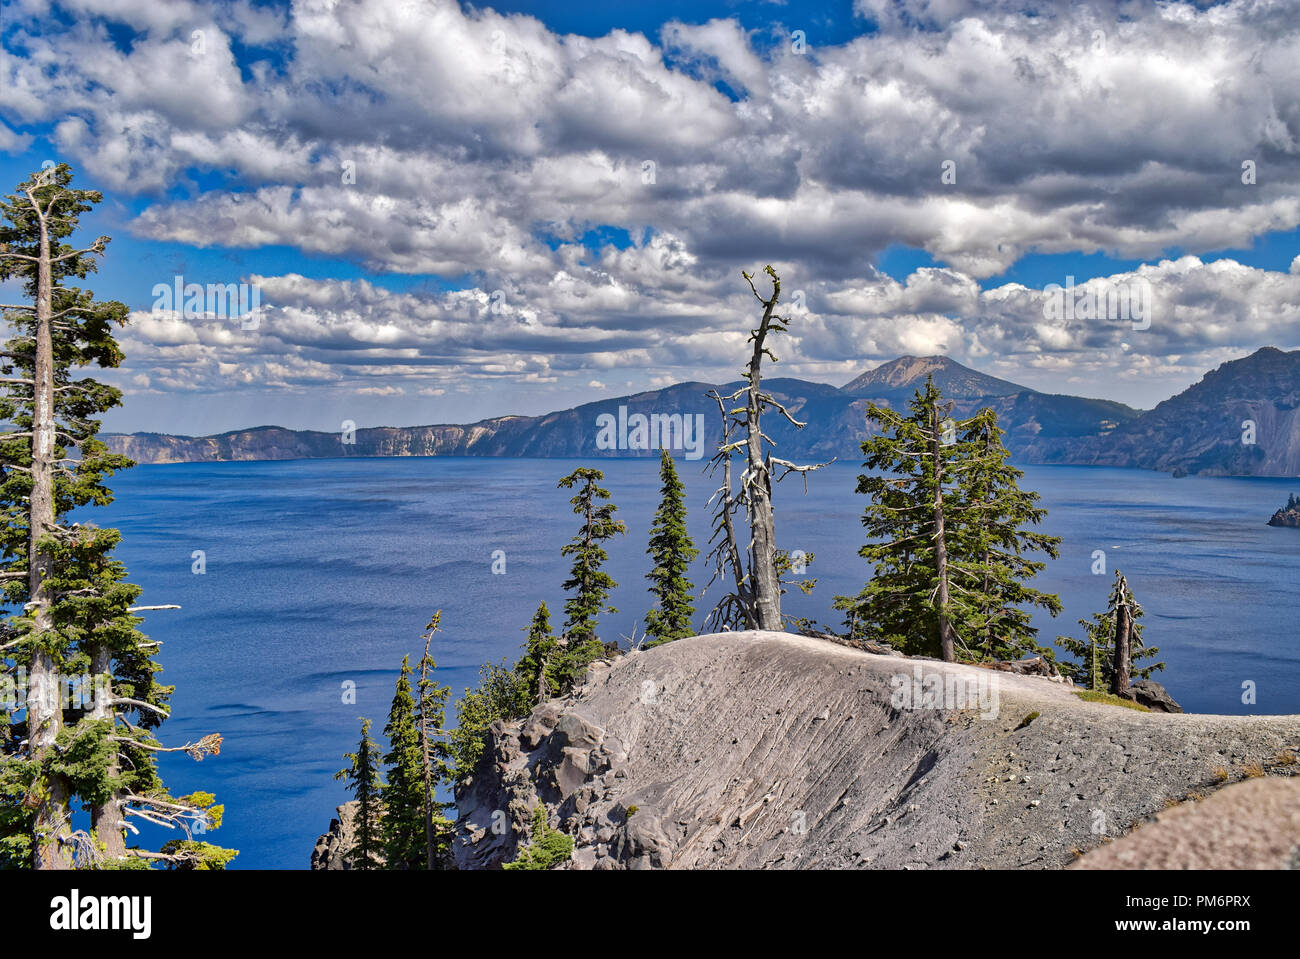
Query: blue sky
[{"left": 2, "top": 0, "right": 1298, "bottom": 434}]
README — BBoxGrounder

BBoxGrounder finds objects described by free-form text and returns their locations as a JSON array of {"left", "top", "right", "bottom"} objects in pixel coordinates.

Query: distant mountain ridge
[
  {"left": 103, "top": 349, "right": 1300, "bottom": 476},
  {"left": 1059, "top": 347, "right": 1300, "bottom": 476},
  {"left": 840, "top": 354, "right": 1026, "bottom": 400}
]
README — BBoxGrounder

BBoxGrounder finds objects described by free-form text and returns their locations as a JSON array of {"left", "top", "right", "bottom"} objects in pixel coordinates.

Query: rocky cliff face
[
  {"left": 454, "top": 631, "right": 1298, "bottom": 869},
  {"left": 1071, "top": 347, "right": 1300, "bottom": 476}
]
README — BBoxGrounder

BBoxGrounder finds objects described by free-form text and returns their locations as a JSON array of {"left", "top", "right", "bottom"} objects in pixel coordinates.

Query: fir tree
[
  {"left": 645, "top": 449, "right": 698, "bottom": 646},
  {"left": 948, "top": 409, "right": 1062, "bottom": 661},
  {"left": 335, "top": 717, "right": 382, "bottom": 870},
  {"left": 1057, "top": 571, "right": 1163, "bottom": 690},
  {"left": 381, "top": 656, "right": 424, "bottom": 869},
  {"left": 555, "top": 467, "right": 625, "bottom": 691},
  {"left": 0, "top": 164, "right": 230, "bottom": 868},
  {"left": 833, "top": 378, "right": 1061, "bottom": 662},
  {"left": 515, "top": 602, "right": 558, "bottom": 707},
  {"left": 415, "top": 612, "right": 453, "bottom": 869},
  {"left": 832, "top": 378, "right": 963, "bottom": 659}
]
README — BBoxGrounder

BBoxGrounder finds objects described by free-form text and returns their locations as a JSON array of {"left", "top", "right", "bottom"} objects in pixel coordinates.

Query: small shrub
[
  {"left": 1014, "top": 711, "right": 1040, "bottom": 730},
  {"left": 1072, "top": 690, "right": 1149, "bottom": 712},
  {"left": 503, "top": 806, "right": 573, "bottom": 871}
]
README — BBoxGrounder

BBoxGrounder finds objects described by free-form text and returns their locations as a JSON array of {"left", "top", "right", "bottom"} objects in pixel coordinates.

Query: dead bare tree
[
  {"left": 703, "top": 266, "right": 830, "bottom": 632},
  {"left": 1109, "top": 570, "right": 1137, "bottom": 696}
]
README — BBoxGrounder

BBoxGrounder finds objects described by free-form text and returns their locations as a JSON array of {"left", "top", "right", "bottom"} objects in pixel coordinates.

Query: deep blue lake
[{"left": 93, "top": 457, "right": 1300, "bottom": 868}]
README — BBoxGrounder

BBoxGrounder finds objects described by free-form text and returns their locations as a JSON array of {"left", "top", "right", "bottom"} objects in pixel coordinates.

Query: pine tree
[
  {"left": 555, "top": 467, "right": 625, "bottom": 691},
  {"left": 381, "top": 656, "right": 424, "bottom": 869},
  {"left": 645, "top": 449, "right": 698, "bottom": 646},
  {"left": 515, "top": 602, "right": 558, "bottom": 706},
  {"left": 1057, "top": 571, "right": 1163, "bottom": 690},
  {"left": 0, "top": 164, "right": 230, "bottom": 868},
  {"left": 335, "top": 717, "right": 382, "bottom": 870},
  {"left": 833, "top": 379, "right": 1061, "bottom": 662},
  {"left": 415, "top": 612, "right": 453, "bottom": 869}
]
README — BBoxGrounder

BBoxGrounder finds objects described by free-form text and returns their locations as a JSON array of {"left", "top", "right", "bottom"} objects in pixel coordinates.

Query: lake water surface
[{"left": 94, "top": 457, "right": 1300, "bottom": 867}]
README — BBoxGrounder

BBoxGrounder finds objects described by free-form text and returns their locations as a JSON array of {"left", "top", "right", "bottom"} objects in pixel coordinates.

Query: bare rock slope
[
  {"left": 454, "top": 631, "right": 1299, "bottom": 869},
  {"left": 1072, "top": 777, "right": 1300, "bottom": 870}
]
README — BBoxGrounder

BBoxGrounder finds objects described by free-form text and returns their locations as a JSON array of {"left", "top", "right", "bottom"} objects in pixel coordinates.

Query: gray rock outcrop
[
  {"left": 454, "top": 630, "right": 1299, "bottom": 869},
  {"left": 311, "top": 802, "right": 358, "bottom": 870},
  {"left": 1123, "top": 679, "right": 1183, "bottom": 713},
  {"left": 311, "top": 801, "right": 386, "bottom": 870}
]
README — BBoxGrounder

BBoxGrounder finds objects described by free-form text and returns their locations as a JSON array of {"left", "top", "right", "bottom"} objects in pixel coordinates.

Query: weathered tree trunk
[
  {"left": 417, "top": 637, "right": 437, "bottom": 871},
  {"left": 578, "top": 496, "right": 594, "bottom": 642},
  {"left": 1111, "top": 574, "right": 1132, "bottom": 696},
  {"left": 705, "top": 268, "right": 825, "bottom": 633},
  {"left": 27, "top": 204, "right": 74, "bottom": 869},
  {"left": 745, "top": 287, "right": 782, "bottom": 631},
  {"left": 710, "top": 423, "right": 751, "bottom": 628},
  {"left": 88, "top": 644, "right": 127, "bottom": 860},
  {"left": 930, "top": 409, "right": 956, "bottom": 663},
  {"left": 420, "top": 728, "right": 435, "bottom": 870}
]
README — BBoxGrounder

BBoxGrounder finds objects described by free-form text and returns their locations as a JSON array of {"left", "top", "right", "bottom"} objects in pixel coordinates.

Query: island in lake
[{"left": 1268, "top": 494, "right": 1300, "bottom": 528}]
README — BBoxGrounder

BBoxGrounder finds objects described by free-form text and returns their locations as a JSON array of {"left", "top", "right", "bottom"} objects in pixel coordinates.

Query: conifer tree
[
  {"left": 0, "top": 164, "right": 229, "bottom": 868},
  {"left": 555, "top": 467, "right": 625, "bottom": 691},
  {"left": 381, "top": 656, "right": 424, "bottom": 869},
  {"left": 833, "top": 378, "right": 962, "bottom": 659},
  {"left": 335, "top": 717, "right": 382, "bottom": 870},
  {"left": 515, "top": 602, "right": 558, "bottom": 706},
  {"left": 415, "top": 612, "right": 453, "bottom": 869},
  {"left": 834, "top": 378, "right": 1061, "bottom": 662},
  {"left": 1057, "top": 571, "right": 1162, "bottom": 690},
  {"left": 645, "top": 449, "right": 698, "bottom": 646},
  {"left": 949, "top": 409, "right": 1062, "bottom": 660}
]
